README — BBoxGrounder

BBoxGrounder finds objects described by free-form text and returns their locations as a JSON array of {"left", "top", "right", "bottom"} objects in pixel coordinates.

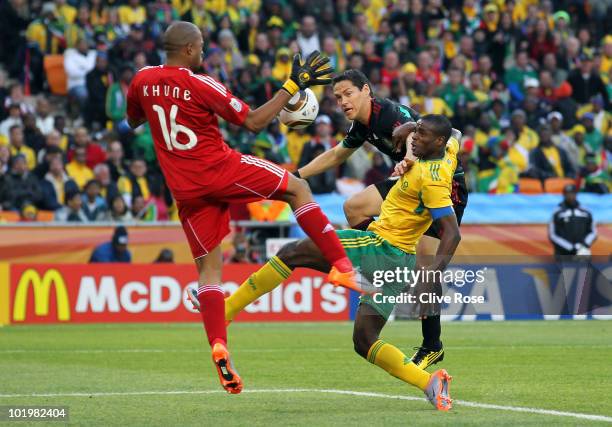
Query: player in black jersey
[{"left": 295, "top": 69, "right": 468, "bottom": 370}]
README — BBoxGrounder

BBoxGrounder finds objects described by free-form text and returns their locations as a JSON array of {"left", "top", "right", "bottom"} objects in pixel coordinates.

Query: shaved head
[
  {"left": 163, "top": 21, "right": 204, "bottom": 70},
  {"left": 163, "top": 21, "right": 201, "bottom": 53}
]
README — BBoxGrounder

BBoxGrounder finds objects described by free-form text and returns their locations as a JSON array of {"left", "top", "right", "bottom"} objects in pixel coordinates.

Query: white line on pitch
[
  {"left": 0, "top": 348, "right": 346, "bottom": 354},
  {"left": 0, "top": 349, "right": 346, "bottom": 354},
  {"left": 1, "top": 344, "right": 610, "bottom": 354},
  {"left": 0, "top": 389, "right": 609, "bottom": 423}
]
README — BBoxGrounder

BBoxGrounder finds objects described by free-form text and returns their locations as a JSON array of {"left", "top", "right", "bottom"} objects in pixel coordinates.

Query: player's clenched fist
[{"left": 282, "top": 51, "right": 333, "bottom": 96}]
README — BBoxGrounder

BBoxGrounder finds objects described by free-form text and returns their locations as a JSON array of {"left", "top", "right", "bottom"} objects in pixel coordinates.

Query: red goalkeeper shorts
[{"left": 177, "top": 155, "right": 289, "bottom": 259}]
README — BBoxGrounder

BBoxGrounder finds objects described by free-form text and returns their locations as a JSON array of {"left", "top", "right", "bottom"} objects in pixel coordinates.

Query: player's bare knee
[
  {"left": 352, "top": 331, "right": 366, "bottom": 358},
  {"left": 276, "top": 241, "right": 299, "bottom": 269},
  {"left": 352, "top": 332, "right": 371, "bottom": 359},
  {"left": 295, "top": 177, "right": 311, "bottom": 197},
  {"left": 282, "top": 176, "right": 312, "bottom": 206},
  {"left": 343, "top": 196, "right": 356, "bottom": 216},
  {"left": 352, "top": 326, "right": 377, "bottom": 359},
  {"left": 343, "top": 197, "right": 360, "bottom": 224},
  {"left": 287, "top": 175, "right": 311, "bottom": 196}
]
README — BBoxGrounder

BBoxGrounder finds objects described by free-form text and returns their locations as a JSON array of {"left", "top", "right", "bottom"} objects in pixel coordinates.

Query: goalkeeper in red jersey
[{"left": 126, "top": 21, "right": 358, "bottom": 394}]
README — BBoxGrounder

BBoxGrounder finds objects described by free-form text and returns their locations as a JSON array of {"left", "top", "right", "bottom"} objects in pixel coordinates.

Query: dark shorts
[{"left": 374, "top": 174, "right": 468, "bottom": 239}]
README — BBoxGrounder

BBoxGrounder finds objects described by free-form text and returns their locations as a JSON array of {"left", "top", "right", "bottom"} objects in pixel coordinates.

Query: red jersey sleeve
[
  {"left": 189, "top": 73, "right": 250, "bottom": 126},
  {"left": 126, "top": 78, "right": 145, "bottom": 121}
]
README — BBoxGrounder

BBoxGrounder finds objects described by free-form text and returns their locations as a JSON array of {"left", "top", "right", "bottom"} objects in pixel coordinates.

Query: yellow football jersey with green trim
[{"left": 368, "top": 138, "right": 459, "bottom": 254}]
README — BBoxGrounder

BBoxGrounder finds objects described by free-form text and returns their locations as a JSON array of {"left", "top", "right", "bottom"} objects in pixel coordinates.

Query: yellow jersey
[
  {"left": 118, "top": 5, "right": 146, "bottom": 25},
  {"left": 66, "top": 161, "right": 94, "bottom": 189},
  {"left": 541, "top": 146, "right": 563, "bottom": 177},
  {"left": 10, "top": 145, "right": 37, "bottom": 171},
  {"left": 517, "top": 126, "right": 539, "bottom": 151},
  {"left": 368, "top": 138, "right": 459, "bottom": 254}
]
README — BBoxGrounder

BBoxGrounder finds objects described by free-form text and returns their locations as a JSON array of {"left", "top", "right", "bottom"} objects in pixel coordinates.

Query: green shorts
[{"left": 337, "top": 229, "right": 416, "bottom": 320}]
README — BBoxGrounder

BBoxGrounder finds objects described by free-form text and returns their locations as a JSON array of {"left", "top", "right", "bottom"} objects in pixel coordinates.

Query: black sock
[
  {"left": 353, "top": 217, "right": 374, "bottom": 231},
  {"left": 421, "top": 316, "right": 441, "bottom": 349}
]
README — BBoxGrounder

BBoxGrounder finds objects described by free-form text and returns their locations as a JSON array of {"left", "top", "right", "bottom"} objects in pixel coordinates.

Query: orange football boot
[
  {"left": 211, "top": 342, "right": 243, "bottom": 394},
  {"left": 327, "top": 266, "right": 365, "bottom": 293}
]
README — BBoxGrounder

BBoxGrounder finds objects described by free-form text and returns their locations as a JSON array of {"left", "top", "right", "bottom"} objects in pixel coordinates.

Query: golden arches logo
[{"left": 13, "top": 269, "right": 71, "bottom": 322}]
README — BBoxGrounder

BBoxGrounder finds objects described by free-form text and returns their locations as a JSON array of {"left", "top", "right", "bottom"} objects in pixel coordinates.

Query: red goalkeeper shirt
[{"left": 126, "top": 65, "right": 250, "bottom": 201}]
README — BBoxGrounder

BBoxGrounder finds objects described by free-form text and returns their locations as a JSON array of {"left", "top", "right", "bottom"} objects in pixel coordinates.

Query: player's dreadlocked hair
[
  {"left": 421, "top": 114, "right": 452, "bottom": 142},
  {"left": 332, "top": 69, "right": 374, "bottom": 97}
]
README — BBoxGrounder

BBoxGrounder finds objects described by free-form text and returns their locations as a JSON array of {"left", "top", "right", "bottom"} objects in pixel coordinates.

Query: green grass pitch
[{"left": 1, "top": 321, "right": 611, "bottom": 426}]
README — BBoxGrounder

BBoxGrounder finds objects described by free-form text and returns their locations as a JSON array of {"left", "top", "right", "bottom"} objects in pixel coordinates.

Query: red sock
[
  {"left": 294, "top": 202, "right": 352, "bottom": 273},
  {"left": 197, "top": 284, "right": 227, "bottom": 347}
]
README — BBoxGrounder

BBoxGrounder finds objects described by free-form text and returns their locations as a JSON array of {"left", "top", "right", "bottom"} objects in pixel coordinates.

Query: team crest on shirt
[{"left": 230, "top": 98, "right": 242, "bottom": 112}]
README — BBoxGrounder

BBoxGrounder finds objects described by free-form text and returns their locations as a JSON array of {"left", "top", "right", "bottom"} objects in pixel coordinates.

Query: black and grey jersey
[
  {"left": 341, "top": 98, "right": 420, "bottom": 162},
  {"left": 340, "top": 97, "right": 466, "bottom": 182}
]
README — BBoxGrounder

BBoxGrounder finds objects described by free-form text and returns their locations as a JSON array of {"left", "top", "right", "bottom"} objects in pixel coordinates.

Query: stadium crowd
[{"left": 0, "top": 0, "right": 611, "bottom": 223}]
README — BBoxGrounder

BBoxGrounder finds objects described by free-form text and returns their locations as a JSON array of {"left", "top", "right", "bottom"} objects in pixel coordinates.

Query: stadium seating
[
  {"left": 0, "top": 211, "right": 20, "bottom": 222},
  {"left": 43, "top": 55, "right": 68, "bottom": 96},
  {"left": 544, "top": 178, "right": 576, "bottom": 194},
  {"left": 518, "top": 178, "right": 544, "bottom": 194}
]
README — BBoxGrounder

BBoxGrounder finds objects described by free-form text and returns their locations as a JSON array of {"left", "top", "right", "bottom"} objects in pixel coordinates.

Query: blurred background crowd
[{"left": 0, "top": 0, "right": 611, "bottom": 226}]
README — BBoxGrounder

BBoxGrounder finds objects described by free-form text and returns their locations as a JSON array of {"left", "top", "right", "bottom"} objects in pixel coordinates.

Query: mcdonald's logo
[{"left": 13, "top": 269, "right": 71, "bottom": 322}]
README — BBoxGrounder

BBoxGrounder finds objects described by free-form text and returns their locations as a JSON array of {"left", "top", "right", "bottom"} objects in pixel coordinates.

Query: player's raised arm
[
  {"left": 242, "top": 51, "right": 333, "bottom": 133},
  {"left": 392, "top": 121, "right": 417, "bottom": 154},
  {"left": 296, "top": 143, "right": 356, "bottom": 179}
]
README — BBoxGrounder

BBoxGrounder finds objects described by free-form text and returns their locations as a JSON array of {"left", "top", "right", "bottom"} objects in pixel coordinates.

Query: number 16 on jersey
[{"left": 152, "top": 104, "right": 198, "bottom": 151}]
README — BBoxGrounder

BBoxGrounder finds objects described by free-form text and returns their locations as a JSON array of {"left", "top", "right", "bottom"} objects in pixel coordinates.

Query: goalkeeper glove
[{"left": 282, "top": 50, "right": 333, "bottom": 96}]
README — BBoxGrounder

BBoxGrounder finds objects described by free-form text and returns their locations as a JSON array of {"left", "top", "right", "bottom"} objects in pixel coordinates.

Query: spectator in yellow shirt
[
  {"left": 354, "top": 0, "right": 385, "bottom": 32},
  {"left": 271, "top": 48, "right": 292, "bottom": 82},
  {"left": 118, "top": 158, "right": 151, "bottom": 206},
  {"left": 205, "top": 0, "right": 227, "bottom": 16},
  {"left": 576, "top": 95, "right": 610, "bottom": 135},
  {"left": 55, "top": 0, "right": 77, "bottom": 24},
  {"left": 414, "top": 83, "right": 454, "bottom": 117},
  {"left": 218, "top": 29, "right": 244, "bottom": 73},
  {"left": 510, "top": 109, "right": 539, "bottom": 151},
  {"left": 66, "top": 146, "right": 94, "bottom": 189},
  {"left": 474, "top": 113, "right": 500, "bottom": 147},
  {"left": 469, "top": 71, "right": 490, "bottom": 104},
  {"left": 505, "top": 128, "right": 530, "bottom": 173},
  {"left": 181, "top": 0, "right": 216, "bottom": 31},
  {"left": 25, "top": 4, "right": 67, "bottom": 55},
  {"left": 118, "top": 0, "right": 146, "bottom": 27},
  {"left": 8, "top": 126, "right": 36, "bottom": 171},
  {"left": 600, "top": 35, "right": 612, "bottom": 75},
  {"left": 238, "top": 0, "right": 259, "bottom": 13},
  {"left": 528, "top": 124, "right": 575, "bottom": 180},
  {"left": 285, "top": 127, "right": 311, "bottom": 166}
]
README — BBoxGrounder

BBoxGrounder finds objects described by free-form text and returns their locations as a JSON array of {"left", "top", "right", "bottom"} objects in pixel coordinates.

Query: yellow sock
[
  {"left": 367, "top": 340, "right": 431, "bottom": 391},
  {"left": 225, "top": 256, "right": 292, "bottom": 321}
]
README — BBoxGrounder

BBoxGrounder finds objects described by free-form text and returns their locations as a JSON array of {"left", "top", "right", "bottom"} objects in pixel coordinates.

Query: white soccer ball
[{"left": 279, "top": 88, "right": 319, "bottom": 129}]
